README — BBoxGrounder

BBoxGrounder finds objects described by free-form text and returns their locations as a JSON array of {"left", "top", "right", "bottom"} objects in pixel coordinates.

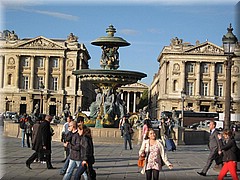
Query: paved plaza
[{"left": 0, "top": 126, "right": 239, "bottom": 180}]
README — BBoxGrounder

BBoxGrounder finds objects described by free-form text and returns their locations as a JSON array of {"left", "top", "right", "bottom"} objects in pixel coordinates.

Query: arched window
[
  {"left": 173, "top": 80, "right": 178, "bottom": 91},
  {"left": 67, "top": 76, "right": 71, "bottom": 87},
  {"left": 232, "top": 82, "right": 237, "bottom": 93},
  {"left": 8, "top": 74, "right": 12, "bottom": 85}
]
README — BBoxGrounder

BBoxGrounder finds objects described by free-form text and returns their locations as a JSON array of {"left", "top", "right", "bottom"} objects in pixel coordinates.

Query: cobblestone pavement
[{"left": 0, "top": 127, "right": 239, "bottom": 180}]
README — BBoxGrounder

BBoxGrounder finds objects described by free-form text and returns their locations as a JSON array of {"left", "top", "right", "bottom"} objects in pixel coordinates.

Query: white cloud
[
  {"left": 119, "top": 29, "right": 139, "bottom": 35},
  {"left": 34, "top": 10, "right": 79, "bottom": 21}
]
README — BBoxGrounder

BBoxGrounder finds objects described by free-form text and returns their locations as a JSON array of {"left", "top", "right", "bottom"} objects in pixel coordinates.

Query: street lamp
[
  {"left": 39, "top": 82, "right": 45, "bottom": 114},
  {"left": 181, "top": 89, "right": 186, "bottom": 127},
  {"left": 222, "top": 23, "right": 238, "bottom": 130}
]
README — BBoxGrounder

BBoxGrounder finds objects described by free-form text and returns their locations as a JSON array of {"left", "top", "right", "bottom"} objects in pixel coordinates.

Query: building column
[
  {"left": 133, "top": 92, "right": 136, "bottom": 113},
  {"left": 0, "top": 56, "right": 4, "bottom": 88},
  {"left": 210, "top": 62, "right": 215, "bottom": 96},
  {"left": 181, "top": 61, "right": 186, "bottom": 90},
  {"left": 30, "top": 56, "right": 35, "bottom": 90},
  {"left": 127, "top": 92, "right": 130, "bottom": 113},
  {"left": 59, "top": 57, "right": 64, "bottom": 90},
  {"left": 45, "top": 56, "right": 49, "bottom": 89},
  {"left": 195, "top": 62, "right": 200, "bottom": 95},
  {"left": 15, "top": 56, "right": 20, "bottom": 89}
]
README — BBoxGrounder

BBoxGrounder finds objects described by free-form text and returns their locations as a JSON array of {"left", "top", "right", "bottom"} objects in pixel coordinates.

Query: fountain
[{"left": 73, "top": 25, "right": 147, "bottom": 128}]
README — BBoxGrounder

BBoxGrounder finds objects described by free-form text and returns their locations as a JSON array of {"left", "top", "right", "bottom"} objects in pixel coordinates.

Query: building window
[
  {"left": 232, "top": 82, "right": 237, "bottom": 93},
  {"left": 187, "top": 82, "right": 194, "bottom": 96},
  {"left": 203, "top": 63, "right": 209, "bottom": 73},
  {"left": 67, "top": 76, "right": 71, "bottom": 87},
  {"left": 38, "top": 57, "right": 44, "bottom": 67},
  {"left": 53, "top": 77, "right": 58, "bottom": 91},
  {"left": 203, "top": 83, "right": 208, "bottom": 96},
  {"left": 173, "top": 80, "right": 178, "bottom": 91},
  {"left": 187, "top": 63, "right": 194, "bottom": 73},
  {"left": 217, "top": 83, "right": 223, "bottom": 97},
  {"left": 23, "top": 57, "right": 30, "bottom": 67},
  {"left": 8, "top": 74, "right": 12, "bottom": 85},
  {"left": 38, "top": 76, "right": 44, "bottom": 89},
  {"left": 23, "top": 76, "right": 29, "bottom": 90},
  {"left": 217, "top": 64, "right": 223, "bottom": 74},
  {"left": 52, "top": 58, "right": 58, "bottom": 68}
]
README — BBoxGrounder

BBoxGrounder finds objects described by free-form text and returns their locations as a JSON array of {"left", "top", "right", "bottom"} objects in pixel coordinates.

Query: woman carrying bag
[{"left": 139, "top": 129, "right": 173, "bottom": 180}]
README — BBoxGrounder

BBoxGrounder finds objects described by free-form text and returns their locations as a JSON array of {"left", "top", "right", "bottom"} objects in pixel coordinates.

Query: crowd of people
[
  {"left": 20, "top": 113, "right": 96, "bottom": 180},
  {"left": 20, "top": 112, "right": 239, "bottom": 180}
]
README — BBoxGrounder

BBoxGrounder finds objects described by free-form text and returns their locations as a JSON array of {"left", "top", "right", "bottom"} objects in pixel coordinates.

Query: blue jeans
[
  {"left": 63, "top": 159, "right": 88, "bottom": 180},
  {"left": 74, "top": 163, "right": 89, "bottom": 180},
  {"left": 21, "top": 129, "right": 26, "bottom": 147},
  {"left": 60, "top": 155, "right": 70, "bottom": 174},
  {"left": 63, "top": 159, "right": 80, "bottom": 180},
  {"left": 124, "top": 134, "right": 132, "bottom": 150}
]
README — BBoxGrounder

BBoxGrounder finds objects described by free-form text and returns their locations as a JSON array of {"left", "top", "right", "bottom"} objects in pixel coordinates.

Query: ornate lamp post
[
  {"left": 39, "top": 82, "right": 45, "bottom": 114},
  {"left": 222, "top": 24, "right": 238, "bottom": 130},
  {"left": 181, "top": 89, "right": 186, "bottom": 127}
]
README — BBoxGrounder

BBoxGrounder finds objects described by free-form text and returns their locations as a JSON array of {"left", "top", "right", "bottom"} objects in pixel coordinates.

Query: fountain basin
[{"left": 73, "top": 69, "right": 147, "bottom": 87}]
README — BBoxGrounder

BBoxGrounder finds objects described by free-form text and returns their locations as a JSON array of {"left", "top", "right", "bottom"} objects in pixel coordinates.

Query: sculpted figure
[
  {"left": 115, "top": 90, "right": 126, "bottom": 119},
  {"left": 62, "top": 104, "right": 71, "bottom": 122},
  {"left": 89, "top": 89, "right": 103, "bottom": 119},
  {"left": 67, "top": 33, "right": 78, "bottom": 42},
  {"left": 103, "top": 89, "right": 115, "bottom": 118}
]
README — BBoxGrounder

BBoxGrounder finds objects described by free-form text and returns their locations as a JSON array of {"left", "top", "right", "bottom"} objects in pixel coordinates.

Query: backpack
[{"left": 20, "top": 118, "right": 27, "bottom": 129}]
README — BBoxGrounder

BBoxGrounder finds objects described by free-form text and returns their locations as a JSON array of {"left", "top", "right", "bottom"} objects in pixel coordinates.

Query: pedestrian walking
[
  {"left": 119, "top": 116, "right": 126, "bottom": 137},
  {"left": 19, "top": 113, "right": 29, "bottom": 147},
  {"left": 197, "top": 120, "right": 221, "bottom": 176},
  {"left": 123, "top": 118, "right": 133, "bottom": 150},
  {"left": 142, "top": 120, "right": 151, "bottom": 140},
  {"left": 217, "top": 130, "right": 239, "bottom": 180},
  {"left": 139, "top": 129, "right": 173, "bottom": 180},
  {"left": 62, "top": 121, "right": 88, "bottom": 180},
  {"left": 74, "top": 124, "right": 95, "bottom": 180},
  {"left": 26, "top": 115, "right": 55, "bottom": 169},
  {"left": 61, "top": 115, "right": 73, "bottom": 162}
]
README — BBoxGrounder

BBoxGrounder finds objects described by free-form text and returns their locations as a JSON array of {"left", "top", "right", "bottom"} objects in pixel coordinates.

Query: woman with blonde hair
[
  {"left": 139, "top": 128, "right": 173, "bottom": 180},
  {"left": 217, "top": 130, "right": 239, "bottom": 180}
]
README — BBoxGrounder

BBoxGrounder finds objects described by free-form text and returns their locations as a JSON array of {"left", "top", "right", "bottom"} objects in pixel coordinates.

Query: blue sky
[{"left": 0, "top": 0, "right": 239, "bottom": 85}]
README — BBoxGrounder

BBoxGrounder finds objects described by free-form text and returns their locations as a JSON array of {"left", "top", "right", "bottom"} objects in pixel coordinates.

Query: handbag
[
  {"left": 138, "top": 157, "right": 145, "bottom": 168},
  {"left": 138, "top": 152, "right": 146, "bottom": 168}
]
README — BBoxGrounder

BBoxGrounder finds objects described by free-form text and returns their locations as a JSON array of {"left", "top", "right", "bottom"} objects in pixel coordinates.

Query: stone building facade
[
  {"left": 119, "top": 82, "right": 148, "bottom": 113},
  {"left": 149, "top": 37, "right": 240, "bottom": 119},
  {"left": 0, "top": 30, "right": 95, "bottom": 116}
]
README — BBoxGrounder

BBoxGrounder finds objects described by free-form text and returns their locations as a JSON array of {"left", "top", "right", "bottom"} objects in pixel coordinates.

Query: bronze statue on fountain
[{"left": 73, "top": 25, "right": 146, "bottom": 128}]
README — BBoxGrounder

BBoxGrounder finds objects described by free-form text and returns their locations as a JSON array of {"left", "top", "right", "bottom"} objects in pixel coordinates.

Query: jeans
[
  {"left": 60, "top": 155, "right": 70, "bottom": 174},
  {"left": 74, "top": 163, "right": 89, "bottom": 180},
  {"left": 21, "top": 129, "right": 26, "bottom": 147},
  {"left": 63, "top": 159, "right": 81, "bottom": 180},
  {"left": 124, "top": 134, "right": 132, "bottom": 150}
]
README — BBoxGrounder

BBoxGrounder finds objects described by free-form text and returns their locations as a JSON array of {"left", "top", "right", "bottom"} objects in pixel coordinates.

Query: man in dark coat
[
  {"left": 197, "top": 121, "right": 221, "bottom": 176},
  {"left": 26, "top": 115, "right": 55, "bottom": 169}
]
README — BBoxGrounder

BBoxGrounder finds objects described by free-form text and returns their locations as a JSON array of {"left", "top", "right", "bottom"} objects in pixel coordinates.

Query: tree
[{"left": 138, "top": 90, "right": 148, "bottom": 110}]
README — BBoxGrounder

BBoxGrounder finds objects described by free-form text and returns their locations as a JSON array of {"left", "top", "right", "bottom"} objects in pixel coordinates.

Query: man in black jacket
[{"left": 26, "top": 115, "right": 55, "bottom": 169}]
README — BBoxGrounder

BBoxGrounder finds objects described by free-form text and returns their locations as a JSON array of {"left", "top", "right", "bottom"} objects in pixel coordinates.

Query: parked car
[
  {"left": 5, "top": 111, "right": 18, "bottom": 119},
  {"left": 188, "top": 122, "right": 200, "bottom": 129}
]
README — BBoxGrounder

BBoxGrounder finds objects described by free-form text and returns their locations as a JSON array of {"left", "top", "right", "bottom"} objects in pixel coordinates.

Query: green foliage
[{"left": 138, "top": 90, "right": 148, "bottom": 110}]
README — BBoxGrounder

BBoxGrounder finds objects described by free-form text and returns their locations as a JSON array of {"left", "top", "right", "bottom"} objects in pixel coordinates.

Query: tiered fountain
[{"left": 73, "top": 25, "right": 146, "bottom": 128}]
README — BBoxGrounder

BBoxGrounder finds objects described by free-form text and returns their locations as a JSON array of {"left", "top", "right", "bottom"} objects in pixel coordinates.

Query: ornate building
[
  {"left": 0, "top": 30, "right": 95, "bottom": 116},
  {"left": 149, "top": 37, "right": 240, "bottom": 119},
  {"left": 119, "top": 82, "right": 148, "bottom": 113}
]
